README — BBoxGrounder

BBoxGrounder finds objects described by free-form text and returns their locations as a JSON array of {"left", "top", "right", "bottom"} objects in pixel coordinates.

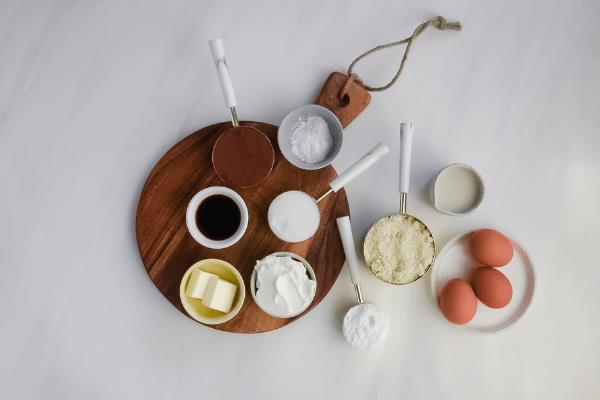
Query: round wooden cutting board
[{"left": 135, "top": 121, "right": 349, "bottom": 333}]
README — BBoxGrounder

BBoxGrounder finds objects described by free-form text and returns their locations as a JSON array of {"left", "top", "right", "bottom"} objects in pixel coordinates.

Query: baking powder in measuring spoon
[{"left": 337, "top": 216, "right": 389, "bottom": 349}]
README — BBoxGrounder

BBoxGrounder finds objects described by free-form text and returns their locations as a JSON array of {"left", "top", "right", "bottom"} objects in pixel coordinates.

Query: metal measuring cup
[{"left": 364, "top": 123, "right": 436, "bottom": 285}]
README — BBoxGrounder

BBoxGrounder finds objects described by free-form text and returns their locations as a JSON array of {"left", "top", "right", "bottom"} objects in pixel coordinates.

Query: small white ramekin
[
  {"left": 185, "top": 186, "right": 248, "bottom": 249},
  {"left": 431, "top": 163, "right": 485, "bottom": 216}
]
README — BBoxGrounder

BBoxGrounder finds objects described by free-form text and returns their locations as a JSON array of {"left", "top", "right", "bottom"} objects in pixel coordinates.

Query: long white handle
[
  {"left": 336, "top": 216, "right": 361, "bottom": 286},
  {"left": 337, "top": 216, "right": 364, "bottom": 304},
  {"left": 329, "top": 143, "right": 389, "bottom": 192},
  {"left": 208, "top": 38, "right": 237, "bottom": 108},
  {"left": 399, "top": 123, "right": 413, "bottom": 194}
]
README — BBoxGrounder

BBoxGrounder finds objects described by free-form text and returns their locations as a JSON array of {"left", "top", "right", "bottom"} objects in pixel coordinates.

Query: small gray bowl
[{"left": 278, "top": 104, "right": 343, "bottom": 170}]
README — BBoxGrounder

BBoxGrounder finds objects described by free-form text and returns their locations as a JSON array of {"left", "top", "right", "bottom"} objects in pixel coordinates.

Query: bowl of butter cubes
[{"left": 179, "top": 259, "right": 246, "bottom": 325}]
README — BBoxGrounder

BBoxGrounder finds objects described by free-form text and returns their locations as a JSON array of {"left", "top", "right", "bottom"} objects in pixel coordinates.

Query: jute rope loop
[
  {"left": 339, "top": 73, "right": 363, "bottom": 100},
  {"left": 346, "top": 16, "right": 462, "bottom": 93}
]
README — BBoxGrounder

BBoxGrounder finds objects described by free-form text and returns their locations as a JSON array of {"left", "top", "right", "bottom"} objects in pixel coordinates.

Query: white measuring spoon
[
  {"left": 337, "top": 216, "right": 389, "bottom": 349},
  {"left": 268, "top": 143, "right": 389, "bottom": 243}
]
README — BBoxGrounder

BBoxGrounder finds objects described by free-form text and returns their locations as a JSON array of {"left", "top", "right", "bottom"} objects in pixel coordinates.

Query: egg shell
[
  {"left": 472, "top": 267, "right": 513, "bottom": 309},
  {"left": 439, "top": 279, "right": 478, "bottom": 325},
  {"left": 470, "top": 229, "right": 513, "bottom": 267}
]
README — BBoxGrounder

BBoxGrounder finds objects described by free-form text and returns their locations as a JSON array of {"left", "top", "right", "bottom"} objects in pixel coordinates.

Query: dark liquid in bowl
[{"left": 195, "top": 194, "right": 241, "bottom": 241}]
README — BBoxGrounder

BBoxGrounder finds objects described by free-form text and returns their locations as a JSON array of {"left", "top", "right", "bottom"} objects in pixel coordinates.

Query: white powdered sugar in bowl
[
  {"left": 278, "top": 104, "right": 344, "bottom": 170},
  {"left": 289, "top": 115, "right": 334, "bottom": 164}
]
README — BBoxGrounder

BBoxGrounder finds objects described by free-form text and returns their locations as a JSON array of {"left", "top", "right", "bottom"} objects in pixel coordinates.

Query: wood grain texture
[
  {"left": 135, "top": 122, "right": 349, "bottom": 333},
  {"left": 315, "top": 72, "right": 371, "bottom": 127}
]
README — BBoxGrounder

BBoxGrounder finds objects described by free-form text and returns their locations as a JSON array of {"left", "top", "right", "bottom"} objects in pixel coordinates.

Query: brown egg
[
  {"left": 439, "top": 279, "right": 477, "bottom": 325},
  {"left": 470, "top": 229, "right": 513, "bottom": 267},
  {"left": 472, "top": 267, "right": 513, "bottom": 308}
]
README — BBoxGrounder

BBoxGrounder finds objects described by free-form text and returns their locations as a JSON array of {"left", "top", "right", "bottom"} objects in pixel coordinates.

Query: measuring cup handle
[
  {"left": 329, "top": 143, "right": 389, "bottom": 192},
  {"left": 209, "top": 39, "right": 237, "bottom": 109},
  {"left": 337, "top": 216, "right": 364, "bottom": 304},
  {"left": 399, "top": 123, "right": 413, "bottom": 194}
]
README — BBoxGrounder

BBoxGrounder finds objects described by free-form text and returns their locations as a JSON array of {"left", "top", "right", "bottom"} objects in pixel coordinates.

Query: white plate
[{"left": 430, "top": 231, "right": 535, "bottom": 333}]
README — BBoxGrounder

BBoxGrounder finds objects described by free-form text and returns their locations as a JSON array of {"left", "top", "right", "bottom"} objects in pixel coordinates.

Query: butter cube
[
  {"left": 202, "top": 278, "right": 237, "bottom": 313},
  {"left": 185, "top": 270, "right": 219, "bottom": 299}
]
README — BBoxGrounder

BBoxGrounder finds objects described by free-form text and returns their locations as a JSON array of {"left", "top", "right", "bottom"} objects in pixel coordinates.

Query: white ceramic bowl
[
  {"left": 431, "top": 163, "right": 485, "bottom": 215},
  {"left": 250, "top": 251, "right": 317, "bottom": 318},
  {"left": 278, "top": 104, "right": 343, "bottom": 170},
  {"left": 185, "top": 186, "right": 248, "bottom": 249}
]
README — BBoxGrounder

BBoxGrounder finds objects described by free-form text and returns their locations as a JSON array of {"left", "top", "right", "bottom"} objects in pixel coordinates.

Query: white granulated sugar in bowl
[
  {"left": 364, "top": 214, "right": 435, "bottom": 284},
  {"left": 289, "top": 115, "right": 333, "bottom": 164}
]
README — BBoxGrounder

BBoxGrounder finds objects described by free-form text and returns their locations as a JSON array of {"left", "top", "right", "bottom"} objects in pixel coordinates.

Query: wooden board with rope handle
[{"left": 316, "top": 16, "right": 461, "bottom": 127}]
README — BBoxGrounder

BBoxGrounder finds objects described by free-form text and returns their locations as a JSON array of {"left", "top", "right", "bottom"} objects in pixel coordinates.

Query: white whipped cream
[{"left": 254, "top": 255, "right": 316, "bottom": 317}]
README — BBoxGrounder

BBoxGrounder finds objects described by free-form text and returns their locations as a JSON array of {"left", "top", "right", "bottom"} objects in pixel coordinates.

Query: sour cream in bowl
[{"left": 250, "top": 252, "right": 317, "bottom": 318}]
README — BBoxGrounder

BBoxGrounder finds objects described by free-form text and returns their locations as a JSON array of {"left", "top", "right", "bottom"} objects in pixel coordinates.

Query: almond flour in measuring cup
[
  {"left": 364, "top": 215, "right": 435, "bottom": 284},
  {"left": 290, "top": 115, "right": 334, "bottom": 164}
]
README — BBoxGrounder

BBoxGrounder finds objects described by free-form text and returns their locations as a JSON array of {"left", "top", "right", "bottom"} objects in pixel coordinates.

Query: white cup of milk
[{"left": 431, "top": 163, "right": 485, "bottom": 216}]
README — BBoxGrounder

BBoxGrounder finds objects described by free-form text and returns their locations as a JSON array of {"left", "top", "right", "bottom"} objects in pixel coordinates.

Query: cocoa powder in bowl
[{"left": 212, "top": 127, "right": 274, "bottom": 188}]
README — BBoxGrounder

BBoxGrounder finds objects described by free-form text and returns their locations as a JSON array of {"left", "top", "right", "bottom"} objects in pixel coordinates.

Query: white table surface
[{"left": 1, "top": 0, "right": 599, "bottom": 398}]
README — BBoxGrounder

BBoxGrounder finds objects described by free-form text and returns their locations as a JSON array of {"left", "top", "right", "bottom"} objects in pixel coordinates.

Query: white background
[{"left": 1, "top": 0, "right": 599, "bottom": 399}]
